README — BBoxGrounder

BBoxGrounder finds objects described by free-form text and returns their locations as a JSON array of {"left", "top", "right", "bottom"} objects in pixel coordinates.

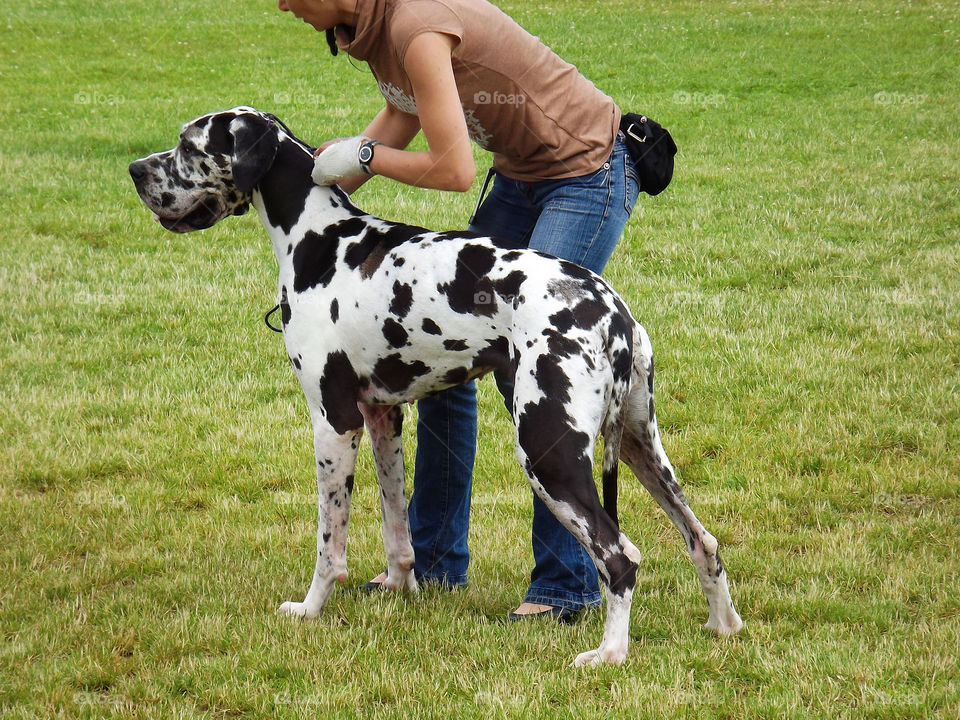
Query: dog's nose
[{"left": 129, "top": 161, "right": 147, "bottom": 182}]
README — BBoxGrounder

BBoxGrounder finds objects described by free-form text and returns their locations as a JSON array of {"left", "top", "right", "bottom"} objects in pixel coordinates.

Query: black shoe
[
  {"left": 355, "top": 572, "right": 465, "bottom": 594},
  {"left": 507, "top": 606, "right": 582, "bottom": 625},
  {"left": 356, "top": 578, "right": 384, "bottom": 593},
  {"left": 355, "top": 571, "right": 387, "bottom": 594}
]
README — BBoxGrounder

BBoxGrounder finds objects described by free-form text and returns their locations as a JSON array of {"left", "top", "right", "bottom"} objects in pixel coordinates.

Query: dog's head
[{"left": 129, "top": 107, "right": 287, "bottom": 233}]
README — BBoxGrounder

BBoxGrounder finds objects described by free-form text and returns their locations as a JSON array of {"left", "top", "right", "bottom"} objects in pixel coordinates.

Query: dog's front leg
[
  {"left": 278, "top": 421, "right": 362, "bottom": 619},
  {"left": 359, "top": 403, "right": 417, "bottom": 593}
]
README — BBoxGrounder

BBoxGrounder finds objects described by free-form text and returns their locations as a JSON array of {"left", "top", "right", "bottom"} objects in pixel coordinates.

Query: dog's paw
[
  {"left": 382, "top": 568, "right": 418, "bottom": 593},
  {"left": 571, "top": 645, "right": 627, "bottom": 668},
  {"left": 276, "top": 601, "right": 320, "bottom": 620},
  {"left": 571, "top": 649, "right": 601, "bottom": 667},
  {"left": 705, "top": 603, "right": 744, "bottom": 635}
]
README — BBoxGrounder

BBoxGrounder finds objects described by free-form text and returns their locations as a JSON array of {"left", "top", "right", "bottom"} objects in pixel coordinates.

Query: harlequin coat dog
[{"left": 129, "top": 107, "right": 743, "bottom": 666}]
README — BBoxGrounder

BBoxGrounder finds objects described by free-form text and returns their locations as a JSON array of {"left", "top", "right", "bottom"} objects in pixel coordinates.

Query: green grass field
[{"left": 1, "top": 0, "right": 958, "bottom": 717}]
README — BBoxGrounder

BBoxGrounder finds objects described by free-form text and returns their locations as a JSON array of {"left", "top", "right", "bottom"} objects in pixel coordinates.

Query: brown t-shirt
[{"left": 340, "top": 0, "right": 621, "bottom": 182}]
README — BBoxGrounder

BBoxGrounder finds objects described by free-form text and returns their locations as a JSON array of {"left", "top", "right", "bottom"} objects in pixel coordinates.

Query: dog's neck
[{"left": 251, "top": 137, "right": 364, "bottom": 265}]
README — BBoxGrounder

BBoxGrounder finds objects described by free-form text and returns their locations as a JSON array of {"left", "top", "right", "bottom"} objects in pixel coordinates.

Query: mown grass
[{"left": 1, "top": 1, "right": 958, "bottom": 718}]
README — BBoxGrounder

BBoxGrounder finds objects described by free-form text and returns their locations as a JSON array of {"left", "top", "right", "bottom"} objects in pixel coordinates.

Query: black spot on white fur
[
  {"left": 389, "top": 281, "right": 413, "bottom": 318},
  {"left": 344, "top": 223, "right": 429, "bottom": 277},
  {"left": 280, "top": 286, "right": 291, "bottom": 327},
  {"left": 371, "top": 354, "right": 430, "bottom": 394},
  {"left": 382, "top": 318, "right": 409, "bottom": 348},
  {"left": 437, "top": 244, "right": 498, "bottom": 316},
  {"left": 319, "top": 351, "right": 363, "bottom": 433},
  {"left": 293, "top": 229, "right": 337, "bottom": 292}
]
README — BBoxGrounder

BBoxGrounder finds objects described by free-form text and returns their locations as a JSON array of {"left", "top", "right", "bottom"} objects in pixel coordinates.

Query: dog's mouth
[{"left": 154, "top": 196, "right": 224, "bottom": 233}]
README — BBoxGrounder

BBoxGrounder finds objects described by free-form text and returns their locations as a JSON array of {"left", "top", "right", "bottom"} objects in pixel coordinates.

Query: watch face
[{"left": 359, "top": 145, "right": 373, "bottom": 163}]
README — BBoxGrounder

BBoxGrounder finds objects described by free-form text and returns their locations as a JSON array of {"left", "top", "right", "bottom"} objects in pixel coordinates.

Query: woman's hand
[
  {"left": 313, "top": 138, "right": 350, "bottom": 157},
  {"left": 311, "top": 136, "right": 365, "bottom": 185}
]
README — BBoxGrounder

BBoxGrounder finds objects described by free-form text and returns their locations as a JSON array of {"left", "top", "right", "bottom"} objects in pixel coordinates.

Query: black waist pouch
[{"left": 620, "top": 113, "right": 678, "bottom": 196}]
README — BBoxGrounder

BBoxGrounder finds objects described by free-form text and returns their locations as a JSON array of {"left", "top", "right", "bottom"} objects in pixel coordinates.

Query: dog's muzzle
[
  {"left": 155, "top": 196, "right": 225, "bottom": 233},
  {"left": 128, "top": 160, "right": 227, "bottom": 233}
]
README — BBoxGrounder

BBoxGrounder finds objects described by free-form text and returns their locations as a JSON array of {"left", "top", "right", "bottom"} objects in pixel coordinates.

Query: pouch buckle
[{"left": 626, "top": 116, "right": 648, "bottom": 144}]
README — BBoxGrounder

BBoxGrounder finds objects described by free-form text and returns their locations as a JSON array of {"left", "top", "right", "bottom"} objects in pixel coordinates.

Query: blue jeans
[{"left": 408, "top": 134, "right": 640, "bottom": 608}]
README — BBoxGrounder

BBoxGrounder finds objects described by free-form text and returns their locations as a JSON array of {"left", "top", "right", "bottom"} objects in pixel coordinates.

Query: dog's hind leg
[
  {"left": 278, "top": 419, "right": 362, "bottom": 619},
  {"left": 517, "top": 446, "right": 641, "bottom": 666},
  {"left": 621, "top": 426, "right": 742, "bottom": 634},
  {"left": 514, "top": 376, "right": 641, "bottom": 666},
  {"left": 621, "top": 332, "right": 743, "bottom": 635},
  {"left": 360, "top": 403, "right": 417, "bottom": 593}
]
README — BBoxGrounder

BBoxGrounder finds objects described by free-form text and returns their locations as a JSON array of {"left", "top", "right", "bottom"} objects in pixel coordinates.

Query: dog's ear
[{"left": 230, "top": 116, "right": 280, "bottom": 193}]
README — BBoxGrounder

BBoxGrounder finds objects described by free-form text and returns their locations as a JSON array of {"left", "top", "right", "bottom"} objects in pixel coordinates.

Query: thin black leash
[
  {"left": 469, "top": 168, "right": 495, "bottom": 226},
  {"left": 264, "top": 304, "right": 283, "bottom": 333}
]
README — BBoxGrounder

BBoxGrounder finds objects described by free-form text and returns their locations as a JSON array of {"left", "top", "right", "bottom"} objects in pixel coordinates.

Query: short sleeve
[{"left": 389, "top": 0, "right": 464, "bottom": 67}]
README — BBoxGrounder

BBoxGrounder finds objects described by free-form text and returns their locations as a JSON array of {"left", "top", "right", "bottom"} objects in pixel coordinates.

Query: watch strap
[{"left": 358, "top": 139, "right": 382, "bottom": 175}]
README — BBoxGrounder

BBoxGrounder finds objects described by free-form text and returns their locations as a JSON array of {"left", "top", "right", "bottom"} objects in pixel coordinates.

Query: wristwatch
[{"left": 358, "top": 139, "right": 382, "bottom": 175}]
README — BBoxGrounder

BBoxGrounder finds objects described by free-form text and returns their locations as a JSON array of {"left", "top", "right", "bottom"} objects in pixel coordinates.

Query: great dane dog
[{"left": 129, "top": 107, "right": 743, "bottom": 666}]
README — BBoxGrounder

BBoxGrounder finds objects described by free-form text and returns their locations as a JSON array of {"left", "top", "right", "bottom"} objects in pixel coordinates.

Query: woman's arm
[
  {"left": 316, "top": 32, "right": 476, "bottom": 193},
  {"left": 330, "top": 103, "right": 423, "bottom": 195},
  {"left": 371, "top": 32, "right": 475, "bottom": 191}
]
